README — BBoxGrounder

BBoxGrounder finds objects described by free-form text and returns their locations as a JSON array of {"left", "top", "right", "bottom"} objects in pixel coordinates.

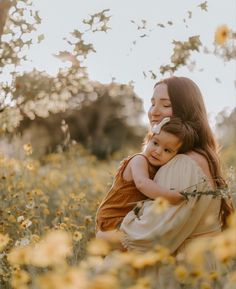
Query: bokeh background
[{"left": 0, "top": 1, "right": 236, "bottom": 289}]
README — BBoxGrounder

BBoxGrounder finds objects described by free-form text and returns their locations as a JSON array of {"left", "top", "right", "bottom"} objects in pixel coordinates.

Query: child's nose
[{"left": 155, "top": 147, "right": 162, "bottom": 155}]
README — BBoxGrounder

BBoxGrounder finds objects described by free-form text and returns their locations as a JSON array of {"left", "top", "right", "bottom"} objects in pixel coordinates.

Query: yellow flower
[
  {"left": 189, "top": 268, "right": 203, "bottom": 279},
  {"left": 184, "top": 237, "right": 208, "bottom": 267},
  {"left": 8, "top": 215, "right": 16, "bottom": 222},
  {"left": 0, "top": 233, "right": 10, "bottom": 251},
  {"left": 131, "top": 252, "right": 160, "bottom": 269},
  {"left": 11, "top": 269, "right": 30, "bottom": 289},
  {"left": 215, "top": 25, "right": 230, "bottom": 45},
  {"left": 30, "top": 234, "right": 40, "bottom": 244},
  {"left": 33, "top": 189, "right": 44, "bottom": 196},
  {"left": 73, "top": 231, "right": 83, "bottom": 242},
  {"left": 88, "top": 274, "right": 119, "bottom": 289},
  {"left": 227, "top": 211, "right": 236, "bottom": 228},
  {"left": 152, "top": 197, "right": 169, "bottom": 214},
  {"left": 8, "top": 247, "right": 31, "bottom": 265},
  {"left": 20, "top": 219, "right": 32, "bottom": 229},
  {"left": 85, "top": 215, "right": 93, "bottom": 225},
  {"left": 211, "top": 229, "right": 236, "bottom": 262},
  {"left": 37, "top": 268, "right": 88, "bottom": 289},
  {"left": 30, "top": 230, "right": 72, "bottom": 267},
  {"left": 229, "top": 270, "right": 236, "bottom": 282},
  {"left": 23, "top": 143, "right": 33, "bottom": 155},
  {"left": 25, "top": 162, "right": 35, "bottom": 171},
  {"left": 154, "top": 245, "right": 171, "bottom": 262},
  {"left": 127, "top": 277, "right": 151, "bottom": 289},
  {"left": 87, "top": 238, "right": 111, "bottom": 256},
  {"left": 43, "top": 208, "right": 50, "bottom": 216},
  {"left": 174, "top": 265, "right": 189, "bottom": 282},
  {"left": 208, "top": 271, "right": 219, "bottom": 281},
  {"left": 200, "top": 282, "right": 211, "bottom": 289}
]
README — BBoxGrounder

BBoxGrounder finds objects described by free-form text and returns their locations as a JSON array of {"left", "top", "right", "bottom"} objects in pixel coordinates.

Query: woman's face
[{"left": 148, "top": 83, "right": 173, "bottom": 127}]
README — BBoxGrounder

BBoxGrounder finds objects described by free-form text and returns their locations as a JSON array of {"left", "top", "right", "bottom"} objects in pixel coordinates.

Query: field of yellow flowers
[{"left": 0, "top": 143, "right": 236, "bottom": 289}]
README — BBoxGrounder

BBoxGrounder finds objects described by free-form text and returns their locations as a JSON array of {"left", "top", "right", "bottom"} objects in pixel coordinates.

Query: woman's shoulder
[
  {"left": 166, "top": 152, "right": 210, "bottom": 173},
  {"left": 186, "top": 151, "right": 212, "bottom": 181},
  {"left": 155, "top": 153, "right": 213, "bottom": 192},
  {"left": 159, "top": 152, "right": 211, "bottom": 180}
]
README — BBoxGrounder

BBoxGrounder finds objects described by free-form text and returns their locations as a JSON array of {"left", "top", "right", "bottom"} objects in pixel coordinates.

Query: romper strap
[{"left": 117, "top": 153, "right": 151, "bottom": 177}]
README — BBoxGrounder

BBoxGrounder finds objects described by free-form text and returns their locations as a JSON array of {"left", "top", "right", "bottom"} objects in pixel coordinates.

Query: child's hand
[{"left": 168, "top": 188, "right": 185, "bottom": 205}]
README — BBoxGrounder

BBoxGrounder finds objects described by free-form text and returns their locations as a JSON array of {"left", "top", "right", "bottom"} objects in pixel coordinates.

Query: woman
[{"left": 97, "top": 76, "right": 234, "bottom": 260}]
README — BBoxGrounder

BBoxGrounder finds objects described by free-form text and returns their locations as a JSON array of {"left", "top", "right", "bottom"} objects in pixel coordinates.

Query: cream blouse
[{"left": 120, "top": 154, "right": 222, "bottom": 254}]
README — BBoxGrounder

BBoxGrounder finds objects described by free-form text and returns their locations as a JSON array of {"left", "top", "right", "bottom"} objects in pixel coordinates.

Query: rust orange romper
[{"left": 96, "top": 153, "right": 157, "bottom": 231}]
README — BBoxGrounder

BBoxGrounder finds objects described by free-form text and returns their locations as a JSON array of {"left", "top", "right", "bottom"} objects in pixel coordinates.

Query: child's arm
[{"left": 130, "top": 155, "right": 184, "bottom": 205}]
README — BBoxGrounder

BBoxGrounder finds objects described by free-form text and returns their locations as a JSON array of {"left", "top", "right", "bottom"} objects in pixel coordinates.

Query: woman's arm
[{"left": 129, "top": 155, "right": 184, "bottom": 205}]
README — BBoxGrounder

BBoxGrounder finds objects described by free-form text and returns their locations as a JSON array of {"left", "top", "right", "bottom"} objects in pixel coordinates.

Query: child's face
[{"left": 144, "top": 131, "right": 182, "bottom": 166}]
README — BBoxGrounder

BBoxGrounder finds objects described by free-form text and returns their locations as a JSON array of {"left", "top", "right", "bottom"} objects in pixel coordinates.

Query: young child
[{"left": 96, "top": 117, "right": 197, "bottom": 232}]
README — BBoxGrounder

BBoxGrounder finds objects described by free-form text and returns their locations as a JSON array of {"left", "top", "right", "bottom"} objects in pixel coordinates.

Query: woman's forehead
[{"left": 152, "top": 83, "right": 169, "bottom": 100}]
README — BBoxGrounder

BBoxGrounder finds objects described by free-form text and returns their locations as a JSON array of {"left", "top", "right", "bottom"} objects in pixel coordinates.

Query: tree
[
  {"left": 0, "top": 1, "right": 112, "bottom": 133},
  {"left": 18, "top": 79, "right": 145, "bottom": 158},
  {"left": 0, "top": 0, "right": 11, "bottom": 36}
]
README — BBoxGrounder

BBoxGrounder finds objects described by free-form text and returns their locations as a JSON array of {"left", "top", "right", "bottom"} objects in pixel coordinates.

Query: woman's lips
[{"left": 151, "top": 120, "right": 161, "bottom": 126}]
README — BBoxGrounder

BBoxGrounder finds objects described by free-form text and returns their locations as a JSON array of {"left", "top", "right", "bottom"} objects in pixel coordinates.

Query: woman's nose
[{"left": 151, "top": 105, "right": 160, "bottom": 116}]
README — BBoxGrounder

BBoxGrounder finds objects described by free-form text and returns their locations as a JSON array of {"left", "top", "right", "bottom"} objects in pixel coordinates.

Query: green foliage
[
  {"left": 216, "top": 108, "right": 236, "bottom": 169},
  {"left": 0, "top": 1, "right": 112, "bottom": 133},
  {"left": 0, "top": 0, "right": 41, "bottom": 109},
  {"left": 16, "top": 80, "right": 145, "bottom": 159},
  {"left": 160, "top": 36, "right": 201, "bottom": 75}
]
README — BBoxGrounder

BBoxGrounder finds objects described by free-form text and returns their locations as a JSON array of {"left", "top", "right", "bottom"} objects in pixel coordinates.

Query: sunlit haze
[{"left": 24, "top": 0, "right": 236, "bottom": 126}]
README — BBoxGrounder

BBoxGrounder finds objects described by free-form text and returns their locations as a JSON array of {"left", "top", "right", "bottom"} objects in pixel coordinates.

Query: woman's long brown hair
[{"left": 155, "top": 76, "right": 234, "bottom": 228}]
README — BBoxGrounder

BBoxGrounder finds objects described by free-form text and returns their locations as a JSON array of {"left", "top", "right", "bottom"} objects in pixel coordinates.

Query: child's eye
[
  {"left": 153, "top": 141, "right": 158, "bottom": 146},
  {"left": 164, "top": 148, "right": 171, "bottom": 153}
]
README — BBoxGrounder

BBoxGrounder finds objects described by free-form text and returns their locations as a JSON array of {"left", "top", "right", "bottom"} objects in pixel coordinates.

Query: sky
[{"left": 24, "top": 0, "right": 236, "bottom": 126}]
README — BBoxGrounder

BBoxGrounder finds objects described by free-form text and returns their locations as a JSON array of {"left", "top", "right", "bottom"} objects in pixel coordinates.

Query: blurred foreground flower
[
  {"left": 184, "top": 237, "right": 209, "bottom": 268},
  {"left": 227, "top": 211, "right": 236, "bottom": 228},
  {"left": 23, "top": 143, "right": 33, "bottom": 155},
  {"left": 211, "top": 228, "right": 236, "bottom": 262},
  {"left": 30, "top": 230, "right": 72, "bottom": 267},
  {"left": 11, "top": 269, "right": 30, "bottom": 289},
  {"left": 174, "top": 265, "right": 189, "bottom": 283},
  {"left": 8, "top": 230, "right": 72, "bottom": 267},
  {"left": 87, "top": 238, "right": 111, "bottom": 256},
  {"left": 88, "top": 274, "right": 119, "bottom": 289},
  {"left": 73, "top": 231, "right": 83, "bottom": 242},
  {"left": 36, "top": 268, "right": 87, "bottom": 289},
  {"left": 215, "top": 25, "right": 230, "bottom": 45},
  {"left": 0, "top": 233, "right": 10, "bottom": 251},
  {"left": 131, "top": 251, "right": 162, "bottom": 269},
  {"left": 152, "top": 197, "right": 169, "bottom": 213}
]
